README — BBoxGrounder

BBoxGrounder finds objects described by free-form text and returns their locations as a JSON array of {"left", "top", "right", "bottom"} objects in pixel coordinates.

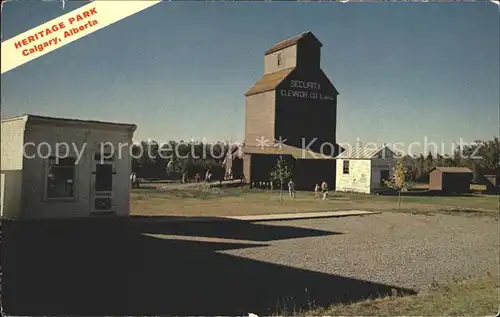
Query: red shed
[{"left": 428, "top": 167, "right": 473, "bottom": 194}]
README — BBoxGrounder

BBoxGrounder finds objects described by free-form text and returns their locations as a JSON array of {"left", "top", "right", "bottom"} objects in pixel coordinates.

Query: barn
[
  {"left": 229, "top": 31, "right": 342, "bottom": 190},
  {"left": 1, "top": 114, "right": 136, "bottom": 220},
  {"left": 334, "top": 145, "right": 396, "bottom": 194},
  {"left": 428, "top": 167, "right": 473, "bottom": 194}
]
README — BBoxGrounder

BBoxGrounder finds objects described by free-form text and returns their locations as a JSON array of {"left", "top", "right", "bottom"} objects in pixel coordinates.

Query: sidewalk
[
  {"left": 132, "top": 210, "right": 378, "bottom": 225},
  {"left": 223, "top": 210, "right": 378, "bottom": 222}
]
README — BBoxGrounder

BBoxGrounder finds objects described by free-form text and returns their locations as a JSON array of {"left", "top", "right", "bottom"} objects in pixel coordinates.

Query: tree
[
  {"left": 417, "top": 153, "right": 425, "bottom": 181},
  {"left": 456, "top": 138, "right": 500, "bottom": 181},
  {"left": 436, "top": 153, "right": 444, "bottom": 167},
  {"left": 384, "top": 157, "right": 414, "bottom": 209},
  {"left": 269, "top": 155, "right": 292, "bottom": 203}
]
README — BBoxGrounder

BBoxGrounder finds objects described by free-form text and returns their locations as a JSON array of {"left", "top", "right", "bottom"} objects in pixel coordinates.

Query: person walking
[
  {"left": 288, "top": 179, "right": 296, "bottom": 198},
  {"left": 321, "top": 181, "right": 328, "bottom": 200},
  {"left": 314, "top": 184, "right": 320, "bottom": 198},
  {"left": 130, "top": 172, "right": 139, "bottom": 189}
]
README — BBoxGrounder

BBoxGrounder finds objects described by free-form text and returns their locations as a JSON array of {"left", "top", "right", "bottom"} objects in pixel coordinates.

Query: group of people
[
  {"left": 132, "top": 170, "right": 329, "bottom": 199},
  {"left": 315, "top": 181, "right": 330, "bottom": 200},
  {"left": 287, "top": 180, "right": 329, "bottom": 200},
  {"left": 194, "top": 170, "right": 213, "bottom": 183},
  {"left": 131, "top": 169, "right": 215, "bottom": 188}
]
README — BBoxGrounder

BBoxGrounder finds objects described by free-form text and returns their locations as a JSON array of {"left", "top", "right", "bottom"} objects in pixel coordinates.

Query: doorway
[{"left": 90, "top": 152, "right": 116, "bottom": 214}]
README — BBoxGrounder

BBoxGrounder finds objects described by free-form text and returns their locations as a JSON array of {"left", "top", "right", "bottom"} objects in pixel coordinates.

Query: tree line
[
  {"left": 403, "top": 137, "right": 499, "bottom": 183},
  {"left": 131, "top": 140, "right": 237, "bottom": 182},
  {"left": 131, "top": 137, "right": 499, "bottom": 183}
]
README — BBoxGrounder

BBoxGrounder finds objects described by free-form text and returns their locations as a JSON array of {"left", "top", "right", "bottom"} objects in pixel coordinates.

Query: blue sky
[{"left": 1, "top": 1, "right": 499, "bottom": 154}]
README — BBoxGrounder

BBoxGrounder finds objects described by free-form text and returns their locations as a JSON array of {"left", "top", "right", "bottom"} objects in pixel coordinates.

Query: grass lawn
[
  {"left": 131, "top": 186, "right": 499, "bottom": 217},
  {"left": 300, "top": 273, "right": 499, "bottom": 316}
]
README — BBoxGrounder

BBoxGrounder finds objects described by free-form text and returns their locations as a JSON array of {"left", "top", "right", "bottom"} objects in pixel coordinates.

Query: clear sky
[{"left": 1, "top": 1, "right": 499, "bottom": 154}]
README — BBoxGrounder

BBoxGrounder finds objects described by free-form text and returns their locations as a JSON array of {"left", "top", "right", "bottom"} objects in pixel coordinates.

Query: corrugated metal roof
[
  {"left": 335, "top": 145, "right": 392, "bottom": 159},
  {"left": 264, "top": 31, "right": 322, "bottom": 55},
  {"left": 429, "top": 167, "right": 473, "bottom": 173},
  {"left": 245, "top": 67, "right": 294, "bottom": 96},
  {"left": 241, "top": 145, "right": 334, "bottom": 160}
]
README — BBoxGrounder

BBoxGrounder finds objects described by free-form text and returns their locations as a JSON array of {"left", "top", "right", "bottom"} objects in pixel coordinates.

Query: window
[
  {"left": 277, "top": 52, "right": 284, "bottom": 66},
  {"left": 380, "top": 170, "right": 390, "bottom": 186},
  {"left": 343, "top": 160, "right": 350, "bottom": 174},
  {"left": 46, "top": 157, "right": 76, "bottom": 199}
]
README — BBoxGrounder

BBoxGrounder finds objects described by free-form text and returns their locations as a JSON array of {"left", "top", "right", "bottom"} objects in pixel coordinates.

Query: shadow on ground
[
  {"left": 130, "top": 215, "right": 341, "bottom": 241},
  {"left": 1, "top": 217, "right": 416, "bottom": 316}
]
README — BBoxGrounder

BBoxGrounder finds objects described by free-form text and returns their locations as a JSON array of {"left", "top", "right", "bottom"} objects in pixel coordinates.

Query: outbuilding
[
  {"left": 428, "top": 167, "right": 473, "bottom": 194},
  {"left": 334, "top": 145, "right": 395, "bottom": 194},
  {"left": 1, "top": 114, "right": 136, "bottom": 220}
]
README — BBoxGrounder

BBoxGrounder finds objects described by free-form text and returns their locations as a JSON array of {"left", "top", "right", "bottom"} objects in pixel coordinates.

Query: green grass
[
  {"left": 131, "top": 186, "right": 499, "bottom": 218},
  {"left": 296, "top": 273, "right": 499, "bottom": 316}
]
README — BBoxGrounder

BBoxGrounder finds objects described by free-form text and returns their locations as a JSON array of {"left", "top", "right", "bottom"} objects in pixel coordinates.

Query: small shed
[
  {"left": 1, "top": 114, "right": 137, "bottom": 220},
  {"left": 428, "top": 167, "right": 473, "bottom": 194},
  {"left": 334, "top": 145, "right": 395, "bottom": 194}
]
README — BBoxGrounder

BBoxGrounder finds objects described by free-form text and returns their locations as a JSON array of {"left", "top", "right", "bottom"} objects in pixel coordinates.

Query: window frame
[
  {"left": 92, "top": 149, "right": 117, "bottom": 195},
  {"left": 277, "top": 52, "right": 284, "bottom": 66},
  {"left": 43, "top": 156, "right": 78, "bottom": 202},
  {"left": 342, "top": 160, "right": 350, "bottom": 174}
]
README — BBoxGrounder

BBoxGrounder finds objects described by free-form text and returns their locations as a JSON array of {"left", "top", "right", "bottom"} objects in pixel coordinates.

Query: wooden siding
[
  {"left": 275, "top": 68, "right": 338, "bottom": 152},
  {"left": 0, "top": 118, "right": 27, "bottom": 219},
  {"left": 244, "top": 91, "right": 276, "bottom": 147},
  {"left": 429, "top": 169, "right": 473, "bottom": 193},
  {"left": 243, "top": 31, "right": 339, "bottom": 189},
  {"left": 335, "top": 159, "right": 372, "bottom": 194},
  {"left": 264, "top": 47, "right": 297, "bottom": 75}
]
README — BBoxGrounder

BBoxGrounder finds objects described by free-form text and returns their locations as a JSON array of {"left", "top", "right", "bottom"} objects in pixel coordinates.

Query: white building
[
  {"left": 1, "top": 114, "right": 137, "bottom": 220},
  {"left": 335, "top": 145, "right": 395, "bottom": 194}
]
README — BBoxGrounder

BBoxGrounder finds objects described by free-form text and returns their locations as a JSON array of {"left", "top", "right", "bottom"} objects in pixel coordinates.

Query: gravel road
[
  {"left": 219, "top": 212, "right": 499, "bottom": 293},
  {"left": 3, "top": 212, "right": 497, "bottom": 315}
]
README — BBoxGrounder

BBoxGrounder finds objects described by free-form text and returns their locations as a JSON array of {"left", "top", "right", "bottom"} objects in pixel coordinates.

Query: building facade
[
  {"left": 1, "top": 114, "right": 136, "bottom": 220},
  {"left": 335, "top": 146, "right": 395, "bottom": 194},
  {"left": 428, "top": 167, "right": 473, "bottom": 194},
  {"left": 234, "top": 31, "right": 340, "bottom": 189}
]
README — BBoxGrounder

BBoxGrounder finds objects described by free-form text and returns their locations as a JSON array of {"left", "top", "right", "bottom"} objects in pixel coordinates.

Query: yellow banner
[{"left": 1, "top": 0, "right": 161, "bottom": 74}]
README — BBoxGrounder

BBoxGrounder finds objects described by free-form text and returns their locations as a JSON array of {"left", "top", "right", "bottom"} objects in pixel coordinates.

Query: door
[
  {"left": 380, "top": 170, "right": 390, "bottom": 187},
  {"left": 90, "top": 152, "right": 116, "bottom": 215}
]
